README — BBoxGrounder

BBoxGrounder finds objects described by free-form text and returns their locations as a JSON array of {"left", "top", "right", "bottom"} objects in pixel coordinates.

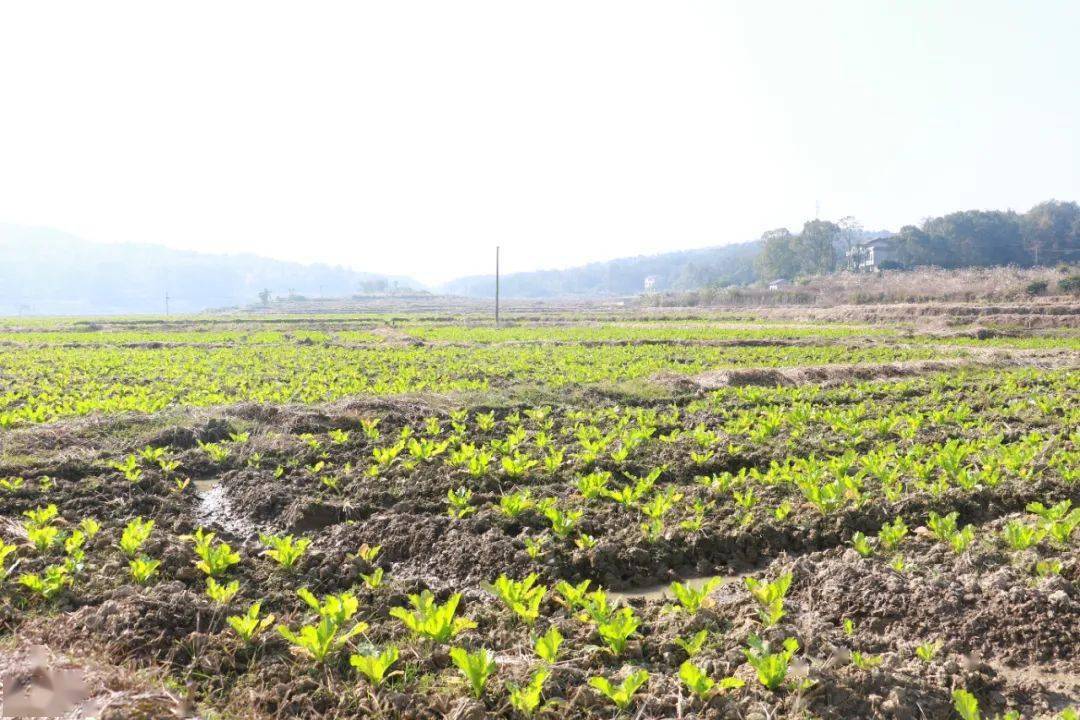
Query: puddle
[
  {"left": 193, "top": 479, "right": 253, "bottom": 538},
  {"left": 609, "top": 573, "right": 747, "bottom": 603}
]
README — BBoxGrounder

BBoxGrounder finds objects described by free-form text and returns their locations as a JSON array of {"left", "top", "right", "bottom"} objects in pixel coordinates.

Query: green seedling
[
  {"left": 23, "top": 504, "right": 58, "bottom": 528},
  {"left": 952, "top": 689, "right": 981, "bottom": 720},
  {"left": 357, "top": 543, "right": 382, "bottom": 564},
  {"left": 1001, "top": 520, "right": 1043, "bottom": 551},
  {"left": 79, "top": 517, "right": 101, "bottom": 538},
  {"left": 534, "top": 626, "right": 563, "bottom": 664},
  {"left": 915, "top": 639, "right": 942, "bottom": 663},
  {"left": 118, "top": 517, "right": 154, "bottom": 558},
  {"left": 361, "top": 567, "right": 384, "bottom": 589},
  {"left": 575, "top": 533, "right": 598, "bottom": 549},
  {"left": 228, "top": 601, "right": 275, "bottom": 643},
  {"left": 588, "top": 669, "right": 649, "bottom": 712},
  {"left": 553, "top": 579, "right": 593, "bottom": 610},
  {"left": 851, "top": 531, "right": 874, "bottom": 557},
  {"left": 850, "top": 651, "right": 882, "bottom": 670},
  {"left": 206, "top": 577, "right": 240, "bottom": 604},
  {"left": 446, "top": 487, "right": 475, "bottom": 519},
  {"left": 450, "top": 647, "right": 497, "bottom": 699},
  {"left": 679, "top": 660, "right": 715, "bottom": 699},
  {"left": 506, "top": 669, "right": 550, "bottom": 717},
  {"left": 499, "top": 489, "right": 535, "bottom": 518},
  {"left": 758, "top": 598, "right": 787, "bottom": 627},
  {"left": 187, "top": 528, "right": 241, "bottom": 577},
  {"left": 743, "top": 635, "right": 799, "bottom": 691},
  {"left": 0, "top": 541, "right": 17, "bottom": 581},
  {"left": 112, "top": 454, "right": 143, "bottom": 482},
  {"left": 278, "top": 589, "right": 368, "bottom": 663},
  {"left": 197, "top": 441, "right": 230, "bottom": 463},
  {"left": 524, "top": 535, "right": 549, "bottom": 560},
  {"left": 389, "top": 591, "right": 476, "bottom": 644},
  {"left": 675, "top": 629, "right": 709, "bottom": 657},
  {"left": 19, "top": 565, "right": 69, "bottom": 599},
  {"left": 26, "top": 525, "right": 60, "bottom": 553},
  {"left": 597, "top": 607, "right": 640, "bottom": 655},
  {"left": 259, "top": 533, "right": 310, "bottom": 570},
  {"left": 745, "top": 572, "right": 793, "bottom": 606},
  {"left": 350, "top": 646, "right": 400, "bottom": 686},
  {"left": 670, "top": 577, "right": 722, "bottom": 614},
  {"left": 543, "top": 506, "right": 583, "bottom": 538},
  {"left": 129, "top": 556, "right": 160, "bottom": 584},
  {"left": 486, "top": 573, "right": 546, "bottom": 625}
]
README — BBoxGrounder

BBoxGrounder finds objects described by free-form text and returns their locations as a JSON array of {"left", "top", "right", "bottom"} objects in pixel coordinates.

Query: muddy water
[
  {"left": 609, "top": 573, "right": 746, "bottom": 603},
  {"left": 193, "top": 479, "right": 253, "bottom": 537}
]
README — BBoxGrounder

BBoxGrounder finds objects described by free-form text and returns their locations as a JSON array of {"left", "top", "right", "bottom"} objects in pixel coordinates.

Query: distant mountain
[
  {"left": 0, "top": 224, "right": 418, "bottom": 316},
  {"left": 441, "top": 241, "right": 764, "bottom": 299}
]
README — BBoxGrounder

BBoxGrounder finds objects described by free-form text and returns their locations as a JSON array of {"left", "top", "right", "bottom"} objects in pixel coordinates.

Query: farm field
[{"left": 0, "top": 310, "right": 1077, "bottom": 719}]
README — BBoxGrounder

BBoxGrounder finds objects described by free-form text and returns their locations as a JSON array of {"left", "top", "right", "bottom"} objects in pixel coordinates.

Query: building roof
[{"left": 855, "top": 236, "right": 899, "bottom": 248}]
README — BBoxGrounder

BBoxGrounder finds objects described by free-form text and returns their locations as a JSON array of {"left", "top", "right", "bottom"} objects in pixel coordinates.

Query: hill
[
  {"left": 440, "top": 241, "right": 763, "bottom": 299},
  {"left": 0, "top": 225, "right": 418, "bottom": 315}
]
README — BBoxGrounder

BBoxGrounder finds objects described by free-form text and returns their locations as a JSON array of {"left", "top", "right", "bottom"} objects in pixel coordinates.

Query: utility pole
[
  {"left": 495, "top": 246, "right": 500, "bottom": 327},
  {"left": 164, "top": 290, "right": 170, "bottom": 317}
]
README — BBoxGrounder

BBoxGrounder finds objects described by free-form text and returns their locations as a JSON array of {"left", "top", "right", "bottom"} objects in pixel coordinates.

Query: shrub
[{"left": 1059, "top": 274, "right": 1080, "bottom": 295}]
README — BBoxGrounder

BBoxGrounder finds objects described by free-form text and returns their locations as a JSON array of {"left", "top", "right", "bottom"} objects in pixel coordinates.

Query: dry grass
[{"left": 654, "top": 265, "right": 1080, "bottom": 307}]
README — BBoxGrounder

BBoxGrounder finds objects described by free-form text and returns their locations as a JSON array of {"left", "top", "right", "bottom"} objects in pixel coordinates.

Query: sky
[{"left": 1, "top": 1, "right": 1078, "bottom": 286}]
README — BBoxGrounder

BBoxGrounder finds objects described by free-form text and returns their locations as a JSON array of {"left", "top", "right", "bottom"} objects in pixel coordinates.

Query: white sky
[{"left": 1, "top": 1, "right": 1078, "bottom": 286}]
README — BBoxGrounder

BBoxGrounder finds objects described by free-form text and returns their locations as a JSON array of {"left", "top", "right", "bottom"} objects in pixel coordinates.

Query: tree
[
  {"left": 923, "top": 210, "right": 1026, "bottom": 267},
  {"left": 795, "top": 220, "right": 840, "bottom": 275},
  {"left": 754, "top": 228, "right": 798, "bottom": 279},
  {"left": 1021, "top": 200, "right": 1080, "bottom": 265},
  {"left": 258, "top": 289, "right": 272, "bottom": 306},
  {"left": 837, "top": 216, "right": 864, "bottom": 256},
  {"left": 893, "top": 225, "right": 948, "bottom": 267}
]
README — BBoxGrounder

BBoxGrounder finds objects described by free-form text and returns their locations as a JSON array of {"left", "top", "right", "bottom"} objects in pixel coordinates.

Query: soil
[{"left": 0, "top": 365, "right": 1077, "bottom": 719}]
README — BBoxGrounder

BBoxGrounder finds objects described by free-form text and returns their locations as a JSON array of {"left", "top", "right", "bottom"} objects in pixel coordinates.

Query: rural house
[{"left": 847, "top": 237, "right": 901, "bottom": 272}]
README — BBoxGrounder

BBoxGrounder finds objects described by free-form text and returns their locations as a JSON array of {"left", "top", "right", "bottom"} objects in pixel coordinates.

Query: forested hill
[
  {"left": 440, "top": 241, "right": 763, "bottom": 298},
  {"left": 0, "top": 225, "right": 416, "bottom": 315}
]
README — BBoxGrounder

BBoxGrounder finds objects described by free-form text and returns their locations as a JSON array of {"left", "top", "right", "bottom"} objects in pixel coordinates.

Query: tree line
[{"left": 755, "top": 200, "right": 1080, "bottom": 280}]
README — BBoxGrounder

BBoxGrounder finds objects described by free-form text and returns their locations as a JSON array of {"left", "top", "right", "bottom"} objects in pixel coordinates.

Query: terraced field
[{"left": 0, "top": 312, "right": 1076, "bottom": 719}]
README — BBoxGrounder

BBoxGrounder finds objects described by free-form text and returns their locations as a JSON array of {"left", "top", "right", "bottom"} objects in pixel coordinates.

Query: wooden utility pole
[{"left": 495, "top": 246, "right": 501, "bottom": 326}]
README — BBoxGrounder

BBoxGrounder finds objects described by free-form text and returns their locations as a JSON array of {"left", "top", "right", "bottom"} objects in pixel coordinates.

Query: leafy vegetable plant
[
  {"left": 450, "top": 647, "right": 496, "bottom": 699},
  {"left": 743, "top": 635, "right": 799, "bottom": 690},
  {"left": 390, "top": 591, "right": 475, "bottom": 644},
  {"left": 588, "top": 669, "right": 649, "bottom": 712},
  {"left": 350, "top": 646, "right": 400, "bottom": 686}
]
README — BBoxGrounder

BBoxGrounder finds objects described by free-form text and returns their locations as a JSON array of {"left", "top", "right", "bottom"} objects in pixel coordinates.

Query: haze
[{"left": 1, "top": 1, "right": 1077, "bottom": 286}]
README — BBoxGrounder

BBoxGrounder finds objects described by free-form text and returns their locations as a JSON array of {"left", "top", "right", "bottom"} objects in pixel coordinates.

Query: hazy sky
[{"left": 1, "top": 1, "right": 1077, "bottom": 285}]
